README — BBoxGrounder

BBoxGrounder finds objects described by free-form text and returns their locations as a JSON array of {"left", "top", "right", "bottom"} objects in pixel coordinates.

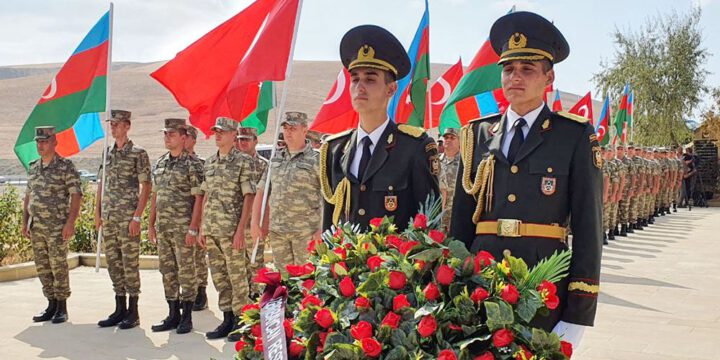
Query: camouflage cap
[
  {"left": 161, "top": 118, "right": 187, "bottom": 132},
  {"left": 306, "top": 130, "right": 323, "bottom": 142},
  {"left": 280, "top": 111, "right": 308, "bottom": 126},
  {"left": 108, "top": 109, "right": 132, "bottom": 123},
  {"left": 442, "top": 127, "right": 460, "bottom": 138},
  {"left": 616, "top": 143, "right": 625, "bottom": 149},
  {"left": 627, "top": 143, "right": 635, "bottom": 149},
  {"left": 186, "top": 126, "right": 199, "bottom": 139},
  {"left": 237, "top": 127, "right": 258, "bottom": 139},
  {"left": 210, "top": 117, "right": 239, "bottom": 132},
  {"left": 34, "top": 126, "right": 56, "bottom": 140}
]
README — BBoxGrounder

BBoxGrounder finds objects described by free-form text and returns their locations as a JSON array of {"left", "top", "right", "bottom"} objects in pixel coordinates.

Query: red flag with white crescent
[
  {"left": 310, "top": 68, "right": 358, "bottom": 134},
  {"left": 569, "top": 91, "right": 594, "bottom": 124},
  {"left": 425, "top": 58, "right": 463, "bottom": 129}
]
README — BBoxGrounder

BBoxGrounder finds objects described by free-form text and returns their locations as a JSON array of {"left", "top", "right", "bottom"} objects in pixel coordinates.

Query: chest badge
[
  {"left": 385, "top": 196, "right": 398, "bottom": 212},
  {"left": 541, "top": 176, "right": 556, "bottom": 196}
]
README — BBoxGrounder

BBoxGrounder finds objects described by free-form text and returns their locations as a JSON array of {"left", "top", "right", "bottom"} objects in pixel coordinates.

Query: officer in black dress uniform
[
  {"left": 449, "top": 12, "right": 603, "bottom": 347},
  {"left": 320, "top": 25, "right": 440, "bottom": 232}
]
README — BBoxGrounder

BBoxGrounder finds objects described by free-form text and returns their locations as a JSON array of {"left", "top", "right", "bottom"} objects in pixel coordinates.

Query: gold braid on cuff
[{"left": 568, "top": 281, "right": 600, "bottom": 294}]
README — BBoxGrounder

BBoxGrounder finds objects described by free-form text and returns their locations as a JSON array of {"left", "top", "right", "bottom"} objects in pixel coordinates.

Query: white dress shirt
[
  {"left": 501, "top": 102, "right": 546, "bottom": 157},
  {"left": 350, "top": 118, "right": 390, "bottom": 178}
]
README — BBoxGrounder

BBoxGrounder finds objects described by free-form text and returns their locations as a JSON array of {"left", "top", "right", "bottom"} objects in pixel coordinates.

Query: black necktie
[
  {"left": 507, "top": 118, "right": 526, "bottom": 164},
  {"left": 358, "top": 136, "right": 373, "bottom": 181}
]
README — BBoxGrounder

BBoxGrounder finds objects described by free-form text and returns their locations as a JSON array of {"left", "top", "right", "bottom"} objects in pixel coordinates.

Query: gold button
[
  {"left": 388, "top": 185, "right": 394, "bottom": 191},
  {"left": 507, "top": 194, "right": 517, "bottom": 202},
  {"left": 510, "top": 165, "right": 518, "bottom": 174},
  {"left": 547, "top": 167, "right": 553, "bottom": 173},
  {"left": 360, "top": 184, "right": 366, "bottom": 191},
  {"left": 358, "top": 208, "right": 366, "bottom": 216}
]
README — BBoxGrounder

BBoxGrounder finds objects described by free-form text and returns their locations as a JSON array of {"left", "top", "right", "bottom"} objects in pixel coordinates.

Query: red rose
[
  {"left": 234, "top": 340, "right": 246, "bottom": 352},
  {"left": 438, "top": 349, "right": 458, "bottom": 360},
  {"left": 241, "top": 303, "right": 260, "bottom": 313},
  {"left": 369, "top": 217, "right": 383, "bottom": 228},
  {"left": 330, "top": 261, "right": 348, "bottom": 278},
  {"left": 339, "top": 276, "right": 356, "bottom": 298},
  {"left": 361, "top": 337, "right": 382, "bottom": 357},
  {"left": 307, "top": 239, "right": 321, "bottom": 254},
  {"left": 545, "top": 293, "right": 560, "bottom": 310},
  {"left": 413, "top": 214, "right": 428, "bottom": 229},
  {"left": 314, "top": 308, "right": 335, "bottom": 329},
  {"left": 301, "top": 279, "right": 315, "bottom": 293},
  {"left": 436, "top": 265, "right": 456, "bottom": 286},
  {"left": 283, "top": 319, "right": 294, "bottom": 338},
  {"left": 344, "top": 242, "right": 353, "bottom": 249},
  {"left": 380, "top": 311, "right": 401, "bottom": 329},
  {"left": 388, "top": 271, "right": 407, "bottom": 290},
  {"left": 367, "top": 255, "right": 384, "bottom": 271},
  {"left": 501, "top": 284, "right": 520, "bottom": 304},
  {"left": 471, "top": 287, "right": 489, "bottom": 304},
  {"left": 492, "top": 328, "right": 514, "bottom": 348},
  {"left": 289, "top": 339, "right": 305, "bottom": 357},
  {"left": 251, "top": 323, "right": 262, "bottom": 337},
  {"left": 423, "top": 282, "right": 441, "bottom": 301},
  {"left": 385, "top": 235, "right": 403, "bottom": 249},
  {"left": 560, "top": 340, "right": 573, "bottom": 358},
  {"left": 286, "top": 263, "right": 312, "bottom": 277},
  {"left": 474, "top": 352, "right": 495, "bottom": 360},
  {"left": 333, "top": 247, "right": 347, "bottom": 260},
  {"left": 355, "top": 296, "right": 371, "bottom": 310},
  {"left": 301, "top": 294, "right": 323, "bottom": 308},
  {"left": 350, "top": 320, "right": 373, "bottom": 340},
  {"left": 253, "top": 268, "right": 281, "bottom": 285},
  {"left": 428, "top": 229, "right": 446, "bottom": 244},
  {"left": 398, "top": 241, "right": 419, "bottom": 256},
  {"left": 474, "top": 251, "right": 495, "bottom": 272},
  {"left": 392, "top": 294, "right": 411, "bottom": 311},
  {"left": 254, "top": 338, "right": 264, "bottom": 352},
  {"left": 417, "top": 314, "right": 437, "bottom": 338},
  {"left": 538, "top": 280, "right": 560, "bottom": 309}
]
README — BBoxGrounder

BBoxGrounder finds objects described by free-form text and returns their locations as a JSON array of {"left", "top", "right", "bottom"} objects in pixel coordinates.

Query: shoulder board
[
  {"left": 397, "top": 124, "right": 425, "bottom": 138},
  {"left": 556, "top": 111, "right": 590, "bottom": 124},
  {"left": 468, "top": 112, "right": 501, "bottom": 124},
  {"left": 324, "top": 128, "right": 354, "bottom": 142}
]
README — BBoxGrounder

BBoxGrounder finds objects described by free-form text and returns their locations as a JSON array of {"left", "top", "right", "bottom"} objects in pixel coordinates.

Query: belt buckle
[{"left": 497, "top": 219, "right": 522, "bottom": 237}]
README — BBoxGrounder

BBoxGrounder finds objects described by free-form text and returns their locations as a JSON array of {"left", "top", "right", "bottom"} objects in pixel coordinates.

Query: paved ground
[{"left": 1, "top": 207, "right": 718, "bottom": 359}]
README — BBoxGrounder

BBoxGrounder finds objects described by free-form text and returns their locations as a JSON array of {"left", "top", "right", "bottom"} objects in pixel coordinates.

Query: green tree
[{"left": 593, "top": 8, "right": 709, "bottom": 146}]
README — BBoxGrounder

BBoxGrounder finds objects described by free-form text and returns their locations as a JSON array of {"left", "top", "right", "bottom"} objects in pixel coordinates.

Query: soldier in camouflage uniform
[
  {"left": 148, "top": 119, "right": 204, "bottom": 334},
  {"left": 236, "top": 126, "right": 269, "bottom": 301},
  {"left": 252, "top": 112, "right": 322, "bottom": 278},
  {"left": 95, "top": 110, "right": 152, "bottom": 329},
  {"left": 438, "top": 128, "right": 460, "bottom": 232},
  {"left": 617, "top": 144, "right": 635, "bottom": 236},
  {"left": 184, "top": 125, "right": 210, "bottom": 311},
  {"left": 646, "top": 148, "right": 660, "bottom": 224},
  {"left": 610, "top": 148, "right": 627, "bottom": 238},
  {"left": 629, "top": 144, "right": 646, "bottom": 230},
  {"left": 601, "top": 147, "right": 612, "bottom": 244},
  {"left": 200, "top": 117, "right": 257, "bottom": 340},
  {"left": 656, "top": 149, "right": 668, "bottom": 216},
  {"left": 23, "top": 126, "right": 83, "bottom": 324},
  {"left": 307, "top": 130, "right": 324, "bottom": 150},
  {"left": 671, "top": 147, "right": 683, "bottom": 212}
]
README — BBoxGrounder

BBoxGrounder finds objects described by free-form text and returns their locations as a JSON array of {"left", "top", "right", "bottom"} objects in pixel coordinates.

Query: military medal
[
  {"left": 541, "top": 118, "right": 551, "bottom": 132},
  {"left": 385, "top": 196, "right": 398, "bottom": 211},
  {"left": 541, "top": 177, "right": 556, "bottom": 195}
]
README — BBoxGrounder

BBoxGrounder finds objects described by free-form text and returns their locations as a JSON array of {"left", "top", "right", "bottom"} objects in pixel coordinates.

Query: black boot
[
  {"left": 151, "top": 300, "right": 180, "bottom": 332},
  {"left": 648, "top": 216, "right": 655, "bottom": 224},
  {"left": 51, "top": 299, "right": 68, "bottom": 324},
  {"left": 227, "top": 315, "right": 242, "bottom": 341},
  {"left": 177, "top": 301, "right": 194, "bottom": 334},
  {"left": 660, "top": 208, "right": 666, "bottom": 216},
  {"left": 673, "top": 204, "right": 677, "bottom": 212},
  {"left": 608, "top": 230, "right": 615, "bottom": 241},
  {"left": 613, "top": 225, "right": 620, "bottom": 236},
  {"left": 206, "top": 311, "right": 234, "bottom": 339},
  {"left": 627, "top": 223, "right": 635, "bottom": 233},
  {"left": 118, "top": 296, "right": 140, "bottom": 329},
  {"left": 33, "top": 299, "right": 57, "bottom": 322},
  {"left": 98, "top": 295, "right": 126, "bottom": 327},
  {"left": 193, "top": 286, "right": 208, "bottom": 311},
  {"left": 603, "top": 233, "right": 608, "bottom": 245},
  {"left": 620, "top": 224, "right": 628, "bottom": 237}
]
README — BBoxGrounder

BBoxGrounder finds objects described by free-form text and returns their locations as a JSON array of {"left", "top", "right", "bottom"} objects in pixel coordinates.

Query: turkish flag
[
  {"left": 151, "top": 0, "right": 300, "bottom": 136},
  {"left": 310, "top": 68, "right": 358, "bottom": 134},
  {"left": 569, "top": 91, "right": 594, "bottom": 123},
  {"left": 425, "top": 58, "right": 463, "bottom": 129}
]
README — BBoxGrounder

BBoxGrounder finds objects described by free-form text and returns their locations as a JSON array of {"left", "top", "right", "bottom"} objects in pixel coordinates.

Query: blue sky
[{"left": 0, "top": 0, "right": 717, "bottom": 114}]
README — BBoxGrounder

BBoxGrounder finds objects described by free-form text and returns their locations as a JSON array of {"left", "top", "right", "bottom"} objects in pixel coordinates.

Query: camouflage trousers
[
  {"left": 602, "top": 202, "right": 611, "bottom": 231},
  {"left": 646, "top": 194, "right": 655, "bottom": 216},
  {"left": 103, "top": 221, "right": 141, "bottom": 296},
  {"left": 157, "top": 229, "right": 197, "bottom": 302},
  {"left": 655, "top": 191, "right": 663, "bottom": 208},
  {"left": 628, "top": 195, "right": 640, "bottom": 224},
  {"left": 194, "top": 244, "right": 208, "bottom": 288},
  {"left": 609, "top": 202, "right": 619, "bottom": 228},
  {"left": 244, "top": 229, "right": 265, "bottom": 295},
  {"left": 206, "top": 235, "right": 249, "bottom": 315},
  {"left": 441, "top": 198, "right": 454, "bottom": 233},
  {"left": 268, "top": 230, "right": 314, "bottom": 276},
  {"left": 31, "top": 224, "right": 71, "bottom": 300},
  {"left": 618, "top": 197, "right": 631, "bottom": 224}
]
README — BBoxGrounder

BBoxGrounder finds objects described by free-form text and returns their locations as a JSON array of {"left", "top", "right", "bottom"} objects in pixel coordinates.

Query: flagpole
[
  {"left": 425, "top": 0, "right": 432, "bottom": 133},
  {"left": 96, "top": 2, "right": 113, "bottom": 272},
  {"left": 251, "top": 0, "right": 303, "bottom": 264}
]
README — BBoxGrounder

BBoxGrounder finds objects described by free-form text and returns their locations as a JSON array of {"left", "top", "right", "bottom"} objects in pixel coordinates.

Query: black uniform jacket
[{"left": 450, "top": 105, "right": 603, "bottom": 328}]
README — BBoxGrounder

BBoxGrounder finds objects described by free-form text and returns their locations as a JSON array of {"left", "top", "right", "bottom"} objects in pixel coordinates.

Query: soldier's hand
[
  {"left": 185, "top": 232, "right": 196, "bottom": 247},
  {"left": 232, "top": 230, "right": 246, "bottom": 251},
  {"left": 62, "top": 222, "right": 75, "bottom": 241},
  {"left": 22, "top": 226, "right": 31, "bottom": 239},
  {"left": 198, "top": 233, "right": 207, "bottom": 249},
  {"left": 128, "top": 219, "right": 141, "bottom": 237},
  {"left": 148, "top": 227, "right": 157, "bottom": 244}
]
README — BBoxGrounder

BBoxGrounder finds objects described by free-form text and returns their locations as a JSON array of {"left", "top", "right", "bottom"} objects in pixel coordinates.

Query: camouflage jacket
[
  {"left": 439, "top": 152, "right": 460, "bottom": 228},
  {"left": 249, "top": 152, "right": 269, "bottom": 189},
  {"left": 27, "top": 155, "right": 82, "bottom": 228},
  {"left": 200, "top": 147, "right": 256, "bottom": 237},
  {"left": 259, "top": 144, "right": 321, "bottom": 234},
  {"left": 152, "top": 151, "right": 204, "bottom": 232},
  {"left": 99, "top": 140, "right": 151, "bottom": 221},
  {"left": 620, "top": 156, "right": 636, "bottom": 194},
  {"left": 613, "top": 158, "right": 627, "bottom": 196},
  {"left": 632, "top": 156, "right": 647, "bottom": 192}
]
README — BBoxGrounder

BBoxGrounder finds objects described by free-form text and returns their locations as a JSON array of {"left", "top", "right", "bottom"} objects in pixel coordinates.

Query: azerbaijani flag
[
  {"left": 552, "top": 89, "right": 563, "bottom": 111},
  {"left": 388, "top": 0, "right": 429, "bottom": 127},
  {"left": 613, "top": 84, "right": 629, "bottom": 144},
  {"left": 14, "top": 11, "right": 109, "bottom": 169},
  {"left": 627, "top": 89, "right": 634, "bottom": 140},
  {"left": 596, "top": 95, "right": 611, "bottom": 146},
  {"left": 240, "top": 81, "right": 274, "bottom": 135}
]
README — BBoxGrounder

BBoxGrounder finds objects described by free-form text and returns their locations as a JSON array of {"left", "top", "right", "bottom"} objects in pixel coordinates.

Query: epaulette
[
  {"left": 468, "top": 112, "right": 501, "bottom": 124},
  {"left": 324, "top": 128, "right": 354, "bottom": 142},
  {"left": 397, "top": 124, "right": 425, "bottom": 138},
  {"left": 556, "top": 111, "right": 589, "bottom": 124}
]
